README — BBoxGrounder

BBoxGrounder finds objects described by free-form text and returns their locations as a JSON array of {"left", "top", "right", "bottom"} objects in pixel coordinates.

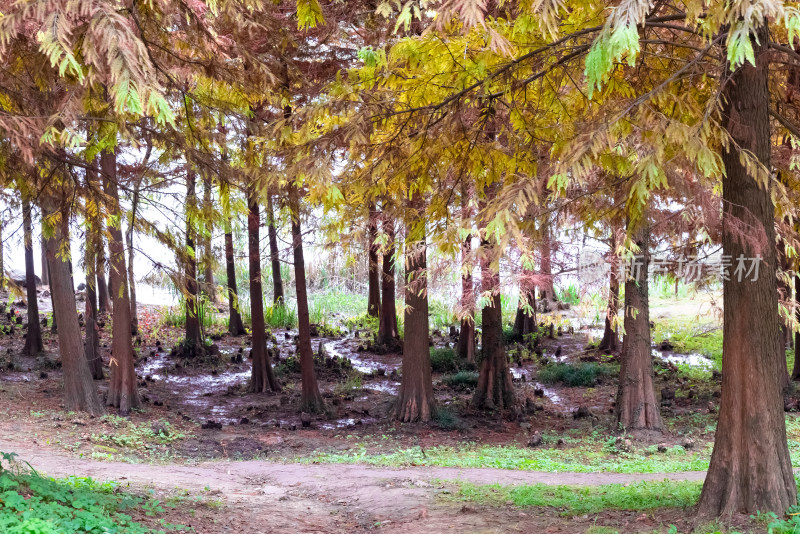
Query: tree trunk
[
  {"left": 184, "top": 167, "right": 202, "bottom": 350},
  {"left": 395, "top": 193, "right": 436, "bottom": 422},
  {"left": 102, "top": 149, "right": 140, "bottom": 415},
  {"left": 288, "top": 182, "right": 325, "bottom": 412},
  {"left": 457, "top": 186, "right": 475, "bottom": 362},
  {"left": 698, "top": 28, "right": 797, "bottom": 516},
  {"left": 96, "top": 241, "right": 111, "bottom": 314},
  {"left": 794, "top": 274, "right": 800, "bottom": 380},
  {"left": 0, "top": 221, "right": 4, "bottom": 290},
  {"left": 49, "top": 276, "right": 57, "bottom": 333},
  {"left": 84, "top": 242, "right": 103, "bottom": 380},
  {"left": 599, "top": 236, "right": 620, "bottom": 352},
  {"left": 367, "top": 204, "right": 381, "bottom": 318},
  {"left": 201, "top": 175, "right": 217, "bottom": 304},
  {"left": 225, "top": 220, "right": 246, "bottom": 336},
  {"left": 538, "top": 214, "right": 555, "bottom": 307},
  {"left": 513, "top": 275, "right": 537, "bottom": 339},
  {"left": 616, "top": 224, "right": 661, "bottom": 430},
  {"left": 39, "top": 227, "right": 48, "bottom": 286},
  {"left": 473, "top": 241, "right": 515, "bottom": 411},
  {"left": 248, "top": 187, "right": 280, "bottom": 392},
  {"left": 42, "top": 198, "right": 104, "bottom": 415},
  {"left": 22, "top": 198, "right": 43, "bottom": 356},
  {"left": 378, "top": 216, "right": 399, "bottom": 346},
  {"left": 126, "top": 180, "right": 140, "bottom": 336},
  {"left": 266, "top": 193, "right": 285, "bottom": 305}
]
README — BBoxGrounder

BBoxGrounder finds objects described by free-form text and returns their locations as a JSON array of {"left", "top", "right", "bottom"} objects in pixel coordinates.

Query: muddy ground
[{"left": 0, "top": 287, "right": 765, "bottom": 532}]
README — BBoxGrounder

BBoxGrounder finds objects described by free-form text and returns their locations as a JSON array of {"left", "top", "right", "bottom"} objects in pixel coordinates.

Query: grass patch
[
  {"left": 90, "top": 416, "right": 186, "bottom": 451},
  {"left": 264, "top": 303, "right": 297, "bottom": 329},
  {"left": 0, "top": 456, "right": 188, "bottom": 533},
  {"left": 449, "top": 479, "right": 701, "bottom": 516},
  {"left": 537, "top": 362, "right": 617, "bottom": 387},
  {"left": 442, "top": 371, "right": 479, "bottom": 390},
  {"left": 430, "top": 347, "right": 459, "bottom": 373},
  {"left": 652, "top": 318, "right": 722, "bottom": 369}
]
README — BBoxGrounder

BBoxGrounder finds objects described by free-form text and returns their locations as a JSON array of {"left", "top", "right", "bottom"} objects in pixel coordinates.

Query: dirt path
[{"left": 0, "top": 438, "right": 708, "bottom": 533}]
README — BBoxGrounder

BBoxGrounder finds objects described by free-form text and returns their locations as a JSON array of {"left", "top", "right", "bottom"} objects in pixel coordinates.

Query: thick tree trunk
[
  {"left": 378, "top": 216, "right": 399, "bottom": 346},
  {"left": 367, "top": 204, "right": 381, "bottom": 318},
  {"left": 102, "top": 149, "right": 140, "bottom": 414},
  {"left": 184, "top": 168, "right": 202, "bottom": 350},
  {"left": 473, "top": 242, "right": 515, "bottom": 411},
  {"left": 42, "top": 199, "right": 104, "bottom": 415},
  {"left": 395, "top": 194, "right": 436, "bottom": 422},
  {"left": 616, "top": 224, "right": 661, "bottom": 430},
  {"left": 225, "top": 222, "right": 246, "bottom": 336},
  {"left": 248, "top": 188, "right": 280, "bottom": 392},
  {"left": 288, "top": 182, "right": 325, "bottom": 412},
  {"left": 599, "top": 237, "right": 620, "bottom": 352},
  {"left": 266, "top": 193, "right": 285, "bottom": 305},
  {"left": 513, "top": 276, "right": 537, "bottom": 339},
  {"left": 96, "top": 241, "right": 111, "bottom": 314},
  {"left": 698, "top": 29, "right": 797, "bottom": 515},
  {"left": 794, "top": 274, "right": 800, "bottom": 380},
  {"left": 22, "top": 198, "right": 43, "bottom": 356}
]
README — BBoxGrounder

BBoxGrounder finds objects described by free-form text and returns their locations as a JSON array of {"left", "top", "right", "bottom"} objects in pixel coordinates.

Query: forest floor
[{"left": 0, "top": 285, "right": 792, "bottom": 532}]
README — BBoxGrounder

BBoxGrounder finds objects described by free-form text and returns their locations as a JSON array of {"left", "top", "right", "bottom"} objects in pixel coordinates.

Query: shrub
[
  {"left": 434, "top": 408, "right": 464, "bottom": 430},
  {"left": 430, "top": 347, "right": 458, "bottom": 373},
  {"left": 442, "top": 371, "right": 479, "bottom": 391},
  {"left": 264, "top": 303, "right": 297, "bottom": 329},
  {"left": 537, "top": 362, "right": 617, "bottom": 387}
]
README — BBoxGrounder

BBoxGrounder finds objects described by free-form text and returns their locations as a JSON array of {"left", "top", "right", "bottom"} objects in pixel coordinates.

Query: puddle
[
  {"left": 652, "top": 349, "right": 713, "bottom": 369},
  {"left": 319, "top": 417, "right": 378, "bottom": 430},
  {"left": 363, "top": 380, "right": 398, "bottom": 394},
  {"left": 508, "top": 366, "right": 566, "bottom": 409},
  {"left": 324, "top": 341, "right": 401, "bottom": 374}
]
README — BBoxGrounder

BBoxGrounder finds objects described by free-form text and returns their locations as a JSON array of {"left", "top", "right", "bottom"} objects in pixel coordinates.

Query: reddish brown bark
[
  {"left": 225, "top": 222, "right": 246, "bottom": 336},
  {"left": 102, "top": 149, "right": 140, "bottom": 415},
  {"left": 616, "top": 224, "right": 661, "bottom": 430},
  {"left": 513, "top": 280, "right": 537, "bottom": 339},
  {"left": 288, "top": 182, "right": 325, "bottom": 412},
  {"left": 599, "top": 236, "right": 620, "bottom": 353},
  {"left": 697, "top": 27, "right": 797, "bottom": 515},
  {"left": 395, "top": 194, "right": 436, "bottom": 422},
  {"left": 457, "top": 185, "right": 475, "bottom": 362},
  {"left": 266, "top": 192, "right": 285, "bottom": 304},
  {"left": 378, "top": 216, "right": 399, "bottom": 347},
  {"left": 22, "top": 197, "right": 43, "bottom": 356},
  {"left": 367, "top": 204, "right": 381, "bottom": 318},
  {"left": 794, "top": 274, "right": 800, "bottom": 380},
  {"left": 96, "top": 240, "right": 111, "bottom": 314},
  {"left": 248, "top": 187, "right": 280, "bottom": 393},
  {"left": 473, "top": 243, "right": 515, "bottom": 411},
  {"left": 42, "top": 197, "right": 104, "bottom": 416}
]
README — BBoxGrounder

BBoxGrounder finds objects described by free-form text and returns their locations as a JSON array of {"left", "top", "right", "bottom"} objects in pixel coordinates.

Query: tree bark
[
  {"left": 473, "top": 241, "right": 515, "bottom": 411},
  {"left": 225, "top": 220, "right": 246, "bottom": 336},
  {"left": 22, "top": 197, "right": 43, "bottom": 356},
  {"left": 39, "top": 227, "right": 48, "bottom": 286},
  {"left": 697, "top": 28, "right": 797, "bottom": 516},
  {"left": 184, "top": 167, "right": 202, "bottom": 350},
  {"left": 42, "top": 198, "right": 104, "bottom": 416},
  {"left": 96, "top": 240, "right": 111, "bottom": 314},
  {"left": 538, "top": 214, "right": 555, "bottom": 307},
  {"left": 248, "top": 187, "right": 280, "bottom": 392},
  {"left": 794, "top": 274, "right": 800, "bottom": 380},
  {"left": 513, "top": 276, "right": 537, "bottom": 339},
  {"left": 102, "top": 149, "right": 140, "bottom": 415},
  {"left": 367, "top": 204, "right": 381, "bottom": 318},
  {"left": 378, "top": 216, "right": 399, "bottom": 346},
  {"left": 457, "top": 186, "right": 475, "bottom": 362},
  {"left": 126, "top": 179, "right": 140, "bottom": 336},
  {"left": 616, "top": 224, "right": 661, "bottom": 430},
  {"left": 201, "top": 175, "right": 217, "bottom": 304},
  {"left": 83, "top": 241, "right": 103, "bottom": 380},
  {"left": 288, "top": 182, "right": 325, "bottom": 412},
  {"left": 395, "top": 193, "right": 436, "bottom": 422},
  {"left": 599, "top": 234, "right": 620, "bottom": 352},
  {"left": 266, "top": 192, "right": 285, "bottom": 305}
]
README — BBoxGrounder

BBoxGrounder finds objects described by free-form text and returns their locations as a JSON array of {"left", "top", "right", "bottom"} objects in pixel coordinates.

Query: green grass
[
  {"left": 652, "top": 318, "right": 722, "bottom": 369},
  {"left": 538, "top": 362, "right": 618, "bottom": 387},
  {"left": 298, "top": 441, "right": 711, "bottom": 473},
  {"left": 264, "top": 302, "right": 297, "bottom": 329},
  {"left": 449, "top": 479, "right": 701, "bottom": 516},
  {"left": 0, "top": 456, "right": 188, "bottom": 533},
  {"left": 442, "top": 371, "right": 479, "bottom": 390}
]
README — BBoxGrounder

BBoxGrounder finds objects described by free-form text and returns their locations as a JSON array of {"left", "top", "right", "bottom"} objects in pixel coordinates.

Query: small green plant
[
  {"left": 334, "top": 372, "right": 363, "bottom": 396},
  {"left": 555, "top": 283, "right": 581, "bottom": 306},
  {"left": 434, "top": 408, "right": 464, "bottom": 430},
  {"left": 442, "top": 371, "right": 479, "bottom": 391},
  {"left": 264, "top": 302, "right": 298, "bottom": 329},
  {"left": 537, "top": 362, "right": 618, "bottom": 387},
  {"left": 430, "top": 347, "right": 458, "bottom": 373}
]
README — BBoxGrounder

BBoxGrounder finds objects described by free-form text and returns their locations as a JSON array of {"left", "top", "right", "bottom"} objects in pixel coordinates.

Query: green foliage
[
  {"left": 429, "top": 298, "right": 457, "bottom": 330},
  {"left": 433, "top": 408, "right": 464, "bottom": 430},
  {"left": 651, "top": 318, "right": 722, "bottom": 369},
  {"left": 430, "top": 347, "right": 458, "bottom": 373},
  {"left": 442, "top": 371, "right": 479, "bottom": 390},
  {"left": 537, "top": 362, "right": 617, "bottom": 387},
  {"left": 451, "top": 479, "right": 700, "bottom": 516},
  {"left": 344, "top": 314, "right": 379, "bottom": 336},
  {"left": 0, "top": 467, "right": 187, "bottom": 533},
  {"left": 333, "top": 372, "right": 363, "bottom": 396},
  {"left": 555, "top": 283, "right": 580, "bottom": 306},
  {"left": 263, "top": 303, "right": 298, "bottom": 329},
  {"left": 91, "top": 416, "right": 185, "bottom": 450}
]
